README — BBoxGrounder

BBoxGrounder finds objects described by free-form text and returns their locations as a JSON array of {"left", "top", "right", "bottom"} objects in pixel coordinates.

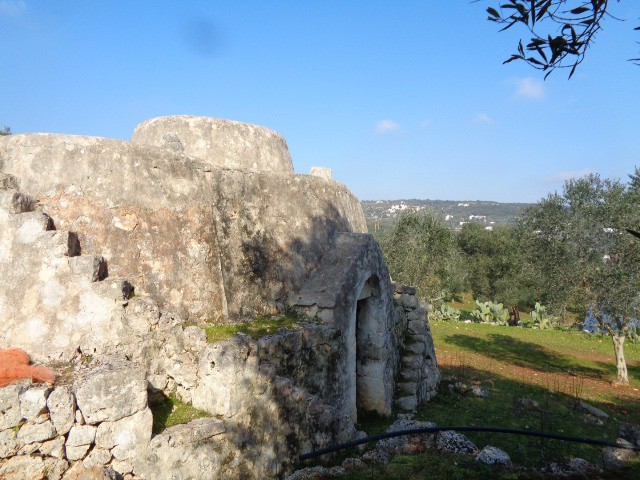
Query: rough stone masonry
[{"left": 0, "top": 116, "right": 440, "bottom": 479}]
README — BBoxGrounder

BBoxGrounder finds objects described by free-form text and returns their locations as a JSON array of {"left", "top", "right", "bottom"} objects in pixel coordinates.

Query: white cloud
[
  {"left": 473, "top": 113, "right": 493, "bottom": 124},
  {"left": 512, "top": 77, "right": 546, "bottom": 100},
  {"left": 375, "top": 120, "right": 400, "bottom": 134},
  {"left": 0, "top": 0, "right": 26, "bottom": 16},
  {"left": 420, "top": 119, "right": 433, "bottom": 128},
  {"left": 544, "top": 168, "right": 595, "bottom": 183}
]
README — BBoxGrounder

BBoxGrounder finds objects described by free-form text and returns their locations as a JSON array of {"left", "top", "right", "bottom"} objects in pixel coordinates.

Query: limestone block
[
  {"left": 69, "top": 256, "right": 108, "bottom": 282},
  {"left": 601, "top": 438, "right": 638, "bottom": 467},
  {"left": 183, "top": 325, "right": 207, "bottom": 349},
  {"left": 0, "top": 380, "right": 31, "bottom": 430},
  {"left": 436, "top": 430, "right": 478, "bottom": 455},
  {"left": 0, "top": 454, "right": 45, "bottom": 479},
  {"left": 16, "top": 419, "right": 56, "bottom": 444},
  {"left": 393, "top": 284, "right": 417, "bottom": 295},
  {"left": 309, "top": 167, "right": 332, "bottom": 180},
  {"left": 134, "top": 437, "right": 224, "bottom": 480},
  {"left": 0, "top": 428, "right": 19, "bottom": 457},
  {"left": 74, "top": 362, "right": 147, "bottom": 424},
  {"left": 110, "top": 459, "right": 133, "bottom": 475},
  {"left": 192, "top": 336, "right": 258, "bottom": 417},
  {"left": 405, "top": 341, "right": 425, "bottom": 355},
  {"left": 62, "top": 461, "right": 119, "bottom": 479},
  {"left": 19, "top": 385, "right": 51, "bottom": 421},
  {"left": 14, "top": 211, "right": 53, "bottom": 240},
  {"left": 83, "top": 447, "right": 112, "bottom": 468},
  {"left": 476, "top": 445, "right": 513, "bottom": 467},
  {"left": 0, "top": 190, "right": 36, "bottom": 213},
  {"left": 66, "top": 444, "right": 91, "bottom": 461},
  {"left": 39, "top": 435, "right": 66, "bottom": 458},
  {"left": 66, "top": 425, "right": 97, "bottom": 447},
  {"left": 396, "top": 395, "right": 418, "bottom": 411},
  {"left": 154, "top": 417, "right": 225, "bottom": 447},
  {"left": 377, "top": 419, "right": 436, "bottom": 455},
  {"left": 0, "top": 173, "right": 19, "bottom": 191},
  {"left": 407, "top": 319, "right": 426, "bottom": 337},
  {"left": 44, "top": 458, "right": 69, "bottom": 480},
  {"left": 95, "top": 407, "right": 152, "bottom": 461},
  {"left": 407, "top": 306, "right": 427, "bottom": 322},
  {"left": 132, "top": 115, "right": 294, "bottom": 174},
  {"left": 47, "top": 386, "right": 76, "bottom": 435},
  {"left": 401, "top": 355, "right": 423, "bottom": 370},
  {"left": 401, "top": 294, "right": 419, "bottom": 309}
]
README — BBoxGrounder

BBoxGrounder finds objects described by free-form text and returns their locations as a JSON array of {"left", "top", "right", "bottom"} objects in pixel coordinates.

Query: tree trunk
[{"left": 612, "top": 334, "right": 629, "bottom": 385}]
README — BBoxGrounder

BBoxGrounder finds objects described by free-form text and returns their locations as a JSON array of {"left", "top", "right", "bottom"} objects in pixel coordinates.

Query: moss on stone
[
  {"left": 204, "top": 311, "right": 304, "bottom": 343},
  {"left": 150, "top": 392, "right": 212, "bottom": 434}
]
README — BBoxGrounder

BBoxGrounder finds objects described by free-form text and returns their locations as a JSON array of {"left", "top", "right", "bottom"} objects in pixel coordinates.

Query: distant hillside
[{"left": 361, "top": 199, "right": 533, "bottom": 231}]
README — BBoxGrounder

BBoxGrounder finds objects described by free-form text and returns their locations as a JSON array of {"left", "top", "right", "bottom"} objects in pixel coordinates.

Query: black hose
[{"left": 298, "top": 425, "right": 640, "bottom": 461}]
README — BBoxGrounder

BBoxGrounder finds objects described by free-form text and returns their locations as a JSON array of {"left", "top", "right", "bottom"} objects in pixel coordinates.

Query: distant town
[{"left": 361, "top": 199, "right": 533, "bottom": 232}]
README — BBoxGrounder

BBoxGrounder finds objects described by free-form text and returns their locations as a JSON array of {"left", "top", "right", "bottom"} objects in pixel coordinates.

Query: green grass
[
  {"left": 431, "top": 321, "right": 640, "bottom": 402},
  {"left": 150, "top": 392, "right": 212, "bottom": 434},
  {"left": 204, "top": 311, "right": 305, "bottom": 343}
]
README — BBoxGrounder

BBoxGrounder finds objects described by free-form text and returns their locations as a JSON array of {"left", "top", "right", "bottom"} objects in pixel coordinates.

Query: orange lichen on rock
[{"left": 0, "top": 348, "right": 55, "bottom": 387}]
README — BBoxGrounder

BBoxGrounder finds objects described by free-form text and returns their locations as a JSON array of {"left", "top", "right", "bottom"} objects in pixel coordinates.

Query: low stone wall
[
  {"left": 392, "top": 284, "right": 440, "bottom": 412},
  {"left": 0, "top": 361, "right": 153, "bottom": 480}
]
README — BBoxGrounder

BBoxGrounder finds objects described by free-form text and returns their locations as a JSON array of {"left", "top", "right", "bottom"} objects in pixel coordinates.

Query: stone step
[{"left": 69, "top": 255, "right": 108, "bottom": 282}]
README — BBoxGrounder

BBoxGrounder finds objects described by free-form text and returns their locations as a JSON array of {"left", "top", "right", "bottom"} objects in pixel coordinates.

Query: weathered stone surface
[
  {"left": 396, "top": 395, "right": 418, "bottom": 411},
  {"left": 0, "top": 454, "right": 45, "bottom": 479},
  {"left": 43, "top": 458, "right": 69, "bottom": 480},
  {"left": 0, "top": 428, "right": 19, "bottom": 457},
  {"left": 135, "top": 435, "right": 225, "bottom": 480},
  {"left": 66, "top": 425, "right": 97, "bottom": 447},
  {"left": 74, "top": 361, "right": 147, "bottom": 424},
  {"left": 436, "top": 430, "right": 478, "bottom": 455},
  {"left": 378, "top": 419, "right": 437, "bottom": 455},
  {"left": 601, "top": 438, "right": 638, "bottom": 466},
  {"left": 19, "top": 385, "right": 50, "bottom": 421},
  {"left": 65, "top": 444, "right": 91, "bottom": 461},
  {"left": 47, "top": 386, "right": 76, "bottom": 435},
  {"left": 579, "top": 401, "right": 609, "bottom": 419},
  {"left": 95, "top": 407, "right": 152, "bottom": 460},
  {"left": 39, "top": 435, "right": 66, "bottom": 458},
  {"left": 16, "top": 419, "right": 56, "bottom": 444},
  {"left": 0, "top": 380, "right": 31, "bottom": 430},
  {"left": 0, "top": 129, "right": 367, "bottom": 326},
  {"left": 361, "top": 448, "right": 390, "bottom": 466},
  {"left": 156, "top": 417, "right": 225, "bottom": 447},
  {"left": 82, "top": 447, "right": 112, "bottom": 468},
  {"left": 192, "top": 335, "right": 259, "bottom": 417},
  {"left": 476, "top": 445, "right": 513, "bottom": 467},
  {"left": 309, "top": 167, "right": 332, "bottom": 180},
  {"left": 61, "top": 461, "right": 118, "bottom": 480},
  {"left": 132, "top": 115, "right": 294, "bottom": 174}
]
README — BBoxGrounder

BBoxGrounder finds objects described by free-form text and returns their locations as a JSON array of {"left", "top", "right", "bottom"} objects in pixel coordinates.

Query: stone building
[{"left": 0, "top": 116, "right": 439, "bottom": 479}]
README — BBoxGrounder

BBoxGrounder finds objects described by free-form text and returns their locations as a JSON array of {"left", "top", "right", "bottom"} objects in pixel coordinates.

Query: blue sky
[{"left": 1, "top": 1, "right": 639, "bottom": 203}]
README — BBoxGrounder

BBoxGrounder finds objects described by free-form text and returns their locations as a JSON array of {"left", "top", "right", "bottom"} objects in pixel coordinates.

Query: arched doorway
[{"left": 347, "top": 275, "right": 388, "bottom": 423}]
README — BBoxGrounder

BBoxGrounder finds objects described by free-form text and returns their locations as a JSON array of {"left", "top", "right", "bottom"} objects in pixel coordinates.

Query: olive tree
[
  {"left": 520, "top": 171, "right": 640, "bottom": 384},
  {"left": 380, "top": 211, "right": 464, "bottom": 302},
  {"left": 480, "top": 0, "right": 639, "bottom": 77}
]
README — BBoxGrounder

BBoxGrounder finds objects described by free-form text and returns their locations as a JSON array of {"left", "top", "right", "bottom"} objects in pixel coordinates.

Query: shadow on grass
[{"left": 445, "top": 333, "right": 608, "bottom": 380}]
